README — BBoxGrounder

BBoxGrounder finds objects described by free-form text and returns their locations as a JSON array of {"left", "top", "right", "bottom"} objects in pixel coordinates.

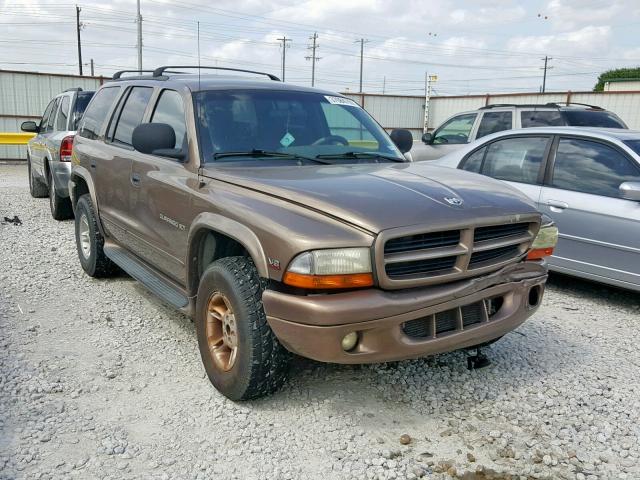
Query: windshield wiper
[
  {"left": 212, "top": 149, "right": 330, "bottom": 164},
  {"left": 315, "top": 151, "right": 406, "bottom": 163}
]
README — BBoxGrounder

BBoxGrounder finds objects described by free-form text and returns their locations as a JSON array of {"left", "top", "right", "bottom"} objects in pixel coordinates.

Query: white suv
[{"left": 411, "top": 103, "right": 627, "bottom": 161}]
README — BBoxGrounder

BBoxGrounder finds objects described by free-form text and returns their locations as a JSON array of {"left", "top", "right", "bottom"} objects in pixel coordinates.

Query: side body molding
[{"left": 187, "top": 212, "right": 270, "bottom": 290}]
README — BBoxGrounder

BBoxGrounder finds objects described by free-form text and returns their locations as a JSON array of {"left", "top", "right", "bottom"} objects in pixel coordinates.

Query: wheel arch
[{"left": 186, "top": 213, "right": 269, "bottom": 297}]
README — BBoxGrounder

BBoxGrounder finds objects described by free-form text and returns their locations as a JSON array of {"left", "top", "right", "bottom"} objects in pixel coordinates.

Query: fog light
[{"left": 341, "top": 332, "right": 359, "bottom": 351}]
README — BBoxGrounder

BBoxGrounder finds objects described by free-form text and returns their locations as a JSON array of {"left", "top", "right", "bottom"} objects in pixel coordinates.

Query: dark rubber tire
[
  {"left": 196, "top": 256, "right": 289, "bottom": 400},
  {"left": 74, "top": 194, "right": 118, "bottom": 278},
  {"left": 49, "top": 168, "right": 73, "bottom": 220},
  {"left": 28, "top": 156, "right": 48, "bottom": 198}
]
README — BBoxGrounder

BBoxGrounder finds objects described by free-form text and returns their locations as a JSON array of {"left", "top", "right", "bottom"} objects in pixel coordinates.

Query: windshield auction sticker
[{"left": 324, "top": 96, "right": 360, "bottom": 108}]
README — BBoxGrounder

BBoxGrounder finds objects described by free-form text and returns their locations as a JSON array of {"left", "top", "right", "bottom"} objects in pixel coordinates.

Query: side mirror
[
  {"left": 132, "top": 123, "right": 185, "bottom": 161},
  {"left": 619, "top": 182, "right": 640, "bottom": 201},
  {"left": 421, "top": 132, "right": 432, "bottom": 144},
  {"left": 390, "top": 129, "right": 413, "bottom": 154},
  {"left": 21, "top": 121, "right": 39, "bottom": 133}
]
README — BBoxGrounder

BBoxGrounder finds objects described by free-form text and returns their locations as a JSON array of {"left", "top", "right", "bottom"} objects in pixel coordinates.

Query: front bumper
[
  {"left": 263, "top": 262, "right": 547, "bottom": 364},
  {"left": 51, "top": 161, "right": 72, "bottom": 197}
]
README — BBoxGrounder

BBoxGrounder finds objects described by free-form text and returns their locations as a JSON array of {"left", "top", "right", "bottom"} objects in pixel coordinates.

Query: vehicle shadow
[{"left": 546, "top": 271, "right": 640, "bottom": 310}]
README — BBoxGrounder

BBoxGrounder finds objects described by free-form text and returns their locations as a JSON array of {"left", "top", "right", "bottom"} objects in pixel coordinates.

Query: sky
[{"left": 1, "top": 0, "right": 639, "bottom": 96}]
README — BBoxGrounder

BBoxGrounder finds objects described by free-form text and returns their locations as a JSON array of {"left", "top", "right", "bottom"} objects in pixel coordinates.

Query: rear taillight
[{"left": 60, "top": 135, "right": 74, "bottom": 162}]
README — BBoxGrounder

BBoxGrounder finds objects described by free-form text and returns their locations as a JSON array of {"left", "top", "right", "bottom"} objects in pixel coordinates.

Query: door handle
[
  {"left": 131, "top": 173, "right": 141, "bottom": 185},
  {"left": 546, "top": 199, "right": 568, "bottom": 211}
]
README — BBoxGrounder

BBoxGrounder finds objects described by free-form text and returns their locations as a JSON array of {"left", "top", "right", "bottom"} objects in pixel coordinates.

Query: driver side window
[{"left": 433, "top": 113, "right": 477, "bottom": 145}]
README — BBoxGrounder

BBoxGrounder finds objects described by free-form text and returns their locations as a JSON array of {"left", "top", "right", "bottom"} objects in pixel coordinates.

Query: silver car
[
  {"left": 412, "top": 103, "right": 627, "bottom": 161},
  {"left": 433, "top": 127, "right": 640, "bottom": 292},
  {"left": 21, "top": 88, "right": 95, "bottom": 220}
]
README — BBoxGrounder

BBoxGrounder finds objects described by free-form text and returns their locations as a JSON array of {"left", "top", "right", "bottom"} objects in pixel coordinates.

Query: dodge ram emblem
[{"left": 444, "top": 196, "right": 464, "bottom": 206}]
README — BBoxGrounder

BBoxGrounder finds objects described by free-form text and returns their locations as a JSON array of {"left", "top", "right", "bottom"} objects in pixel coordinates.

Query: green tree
[{"left": 594, "top": 67, "right": 640, "bottom": 91}]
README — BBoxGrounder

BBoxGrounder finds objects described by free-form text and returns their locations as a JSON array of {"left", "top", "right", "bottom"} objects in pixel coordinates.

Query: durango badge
[{"left": 444, "top": 196, "right": 464, "bottom": 207}]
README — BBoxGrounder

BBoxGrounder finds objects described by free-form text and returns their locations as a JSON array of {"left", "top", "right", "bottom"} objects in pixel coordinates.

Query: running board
[{"left": 104, "top": 245, "right": 189, "bottom": 309}]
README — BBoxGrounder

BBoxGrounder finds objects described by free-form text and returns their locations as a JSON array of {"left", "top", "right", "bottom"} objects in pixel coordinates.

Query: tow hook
[{"left": 466, "top": 348, "right": 491, "bottom": 370}]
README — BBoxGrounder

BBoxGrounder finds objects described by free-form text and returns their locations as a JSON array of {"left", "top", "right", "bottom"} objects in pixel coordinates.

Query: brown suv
[{"left": 69, "top": 66, "right": 557, "bottom": 400}]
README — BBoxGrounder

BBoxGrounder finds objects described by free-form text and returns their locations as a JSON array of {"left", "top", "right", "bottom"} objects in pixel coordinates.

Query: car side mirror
[
  {"left": 421, "top": 132, "right": 432, "bottom": 144},
  {"left": 390, "top": 129, "right": 413, "bottom": 154},
  {"left": 132, "top": 123, "right": 185, "bottom": 161},
  {"left": 21, "top": 121, "right": 39, "bottom": 133},
  {"left": 619, "top": 182, "right": 640, "bottom": 201}
]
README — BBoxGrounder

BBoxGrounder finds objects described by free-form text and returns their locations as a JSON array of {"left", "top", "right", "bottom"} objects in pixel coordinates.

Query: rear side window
[
  {"left": 79, "top": 87, "right": 121, "bottom": 140},
  {"left": 521, "top": 110, "right": 564, "bottom": 128},
  {"left": 56, "top": 96, "right": 70, "bottom": 131},
  {"left": 45, "top": 98, "right": 60, "bottom": 133},
  {"left": 624, "top": 140, "right": 640, "bottom": 155},
  {"left": 151, "top": 90, "right": 186, "bottom": 149},
  {"left": 552, "top": 138, "right": 640, "bottom": 198},
  {"left": 432, "top": 113, "right": 477, "bottom": 145},
  {"left": 481, "top": 136, "right": 549, "bottom": 184},
  {"left": 72, "top": 92, "right": 95, "bottom": 129},
  {"left": 563, "top": 110, "right": 626, "bottom": 129},
  {"left": 112, "top": 87, "right": 153, "bottom": 147},
  {"left": 476, "top": 111, "right": 512, "bottom": 139}
]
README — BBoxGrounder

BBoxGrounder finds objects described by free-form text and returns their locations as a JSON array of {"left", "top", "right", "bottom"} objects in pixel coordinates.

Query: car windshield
[
  {"left": 563, "top": 110, "right": 627, "bottom": 129},
  {"left": 623, "top": 140, "right": 640, "bottom": 156},
  {"left": 194, "top": 89, "right": 404, "bottom": 164}
]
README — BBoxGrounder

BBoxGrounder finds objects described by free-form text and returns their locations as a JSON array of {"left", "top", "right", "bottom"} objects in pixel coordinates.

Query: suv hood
[{"left": 201, "top": 162, "right": 539, "bottom": 233}]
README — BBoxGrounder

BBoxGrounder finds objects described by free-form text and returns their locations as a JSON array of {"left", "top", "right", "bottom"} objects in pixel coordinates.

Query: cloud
[{"left": 507, "top": 25, "right": 611, "bottom": 56}]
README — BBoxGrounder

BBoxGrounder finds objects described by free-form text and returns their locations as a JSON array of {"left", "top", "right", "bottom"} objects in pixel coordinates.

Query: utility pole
[
  {"left": 90, "top": 58, "right": 94, "bottom": 76},
  {"left": 423, "top": 73, "right": 438, "bottom": 133},
  {"left": 136, "top": 0, "right": 143, "bottom": 71},
  {"left": 541, "top": 55, "right": 553, "bottom": 93},
  {"left": 276, "top": 36, "right": 291, "bottom": 81},
  {"left": 382, "top": 76, "right": 386, "bottom": 94},
  {"left": 356, "top": 38, "right": 370, "bottom": 93},
  {"left": 75, "top": 5, "right": 83, "bottom": 76},
  {"left": 305, "top": 33, "right": 320, "bottom": 86}
]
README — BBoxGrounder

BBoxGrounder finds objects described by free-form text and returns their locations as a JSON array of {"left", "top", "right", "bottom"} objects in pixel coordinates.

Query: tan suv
[{"left": 69, "top": 66, "right": 557, "bottom": 400}]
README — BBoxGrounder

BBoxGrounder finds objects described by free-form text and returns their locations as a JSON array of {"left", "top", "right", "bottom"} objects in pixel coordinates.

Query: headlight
[
  {"left": 283, "top": 248, "right": 374, "bottom": 289},
  {"left": 527, "top": 216, "right": 558, "bottom": 260}
]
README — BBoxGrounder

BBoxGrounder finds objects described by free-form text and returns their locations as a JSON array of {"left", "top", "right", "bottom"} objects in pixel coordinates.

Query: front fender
[{"left": 187, "top": 212, "right": 269, "bottom": 281}]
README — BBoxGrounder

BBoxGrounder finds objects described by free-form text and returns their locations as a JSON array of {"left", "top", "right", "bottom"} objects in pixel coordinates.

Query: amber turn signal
[
  {"left": 526, "top": 247, "right": 554, "bottom": 260},
  {"left": 283, "top": 272, "right": 374, "bottom": 289}
]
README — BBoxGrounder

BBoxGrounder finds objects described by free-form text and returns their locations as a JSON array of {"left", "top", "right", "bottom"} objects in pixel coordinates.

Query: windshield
[
  {"left": 194, "top": 90, "right": 404, "bottom": 164},
  {"left": 563, "top": 110, "right": 627, "bottom": 129},
  {"left": 624, "top": 140, "right": 640, "bottom": 156}
]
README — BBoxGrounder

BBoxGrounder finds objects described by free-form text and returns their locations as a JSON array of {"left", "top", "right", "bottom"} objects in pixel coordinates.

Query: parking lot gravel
[{"left": 1, "top": 162, "right": 639, "bottom": 480}]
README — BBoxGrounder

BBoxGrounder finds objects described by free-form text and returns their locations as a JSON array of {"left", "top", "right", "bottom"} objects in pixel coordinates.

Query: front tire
[
  {"left": 49, "top": 168, "right": 73, "bottom": 220},
  {"left": 196, "top": 257, "right": 289, "bottom": 400},
  {"left": 28, "top": 156, "right": 48, "bottom": 198},
  {"left": 74, "top": 194, "right": 118, "bottom": 278}
]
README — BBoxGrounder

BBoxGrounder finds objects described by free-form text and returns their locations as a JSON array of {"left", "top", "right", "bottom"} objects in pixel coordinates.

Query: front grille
[
  {"left": 470, "top": 245, "right": 521, "bottom": 266},
  {"left": 386, "top": 256, "right": 457, "bottom": 278},
  {"left": 402, "top": 298, "right": 502, "bottom": 339},
  {"left": 474, "top": 223, "right": 530, "bottom": 242},
  {"left": 384, "top": 230, "right": 460, "bottom": 254},
  {"left": 379, "top": 218, "right": 538, "bottom": 288}
]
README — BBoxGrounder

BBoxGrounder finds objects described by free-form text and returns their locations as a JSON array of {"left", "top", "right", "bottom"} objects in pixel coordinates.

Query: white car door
[
  {"left": 412, "top": 113, "right": 478, "bottom": 161},
  {"left": 539, "top": 136, "right": 640, "bottom": 288}
]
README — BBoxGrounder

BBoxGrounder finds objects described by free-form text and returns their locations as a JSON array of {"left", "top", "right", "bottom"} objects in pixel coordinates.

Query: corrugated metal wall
[
  {"left": 0, "top": 70, "right": 104, "bottom": 160},
  {"left": 345, "top": 93, "right": 424, "bottom": 139},
  {"left": 428, "top": 91, "right": 640, "bottom": 131}
]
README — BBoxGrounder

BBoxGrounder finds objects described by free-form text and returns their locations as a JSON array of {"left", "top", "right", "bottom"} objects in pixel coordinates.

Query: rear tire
[
  {"left": 28, "top": 156, "right": 48, "bottom": 198},
  {"left": 196, "top": 256, "right": 289, "bottom": 400},
  {"left": 49, "top": 168, "right": 73, "bottom": 220},
  {"left": 74, "top": 194, "right": 118, "bottom": 278}
]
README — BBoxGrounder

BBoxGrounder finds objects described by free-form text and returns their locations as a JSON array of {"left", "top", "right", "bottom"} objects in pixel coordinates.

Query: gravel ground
[{"left": 1, "top": 162, "right": 639, "bottom": 480}]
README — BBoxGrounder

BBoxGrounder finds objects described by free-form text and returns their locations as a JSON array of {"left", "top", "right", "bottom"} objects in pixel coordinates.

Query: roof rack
[
  {"left": 63, "top": 87, "right": 83, "bottom": 92},
  {"left": 112, "top": 70, "right": 157, "bottom": 80},
  {"left": 152, "top": 65, "right": 281, "bottom": 81},
  {"left": 480, "top": 102, "right": 604, "bottom": 110}
]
